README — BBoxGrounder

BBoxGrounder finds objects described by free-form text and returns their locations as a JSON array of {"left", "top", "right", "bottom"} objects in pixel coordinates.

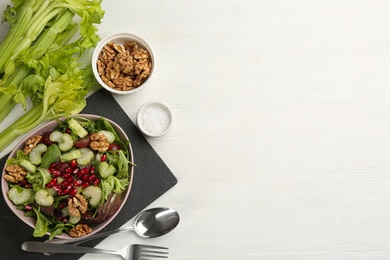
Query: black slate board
[{"left": 0, "top": 88, "right": 178, "bottom": 260}]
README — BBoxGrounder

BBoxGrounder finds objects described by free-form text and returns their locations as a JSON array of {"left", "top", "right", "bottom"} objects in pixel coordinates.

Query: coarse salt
[{"left": 140, "top": 105, "right": 170, "bottom": 135}]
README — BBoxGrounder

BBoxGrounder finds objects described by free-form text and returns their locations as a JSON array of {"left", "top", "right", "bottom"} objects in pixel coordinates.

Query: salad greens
[
  {"left": 0, "top": 0, "right": 105, "bottom": 151},
  {"left": 4, "top": 116, "right": 133, "bottom": 239}
]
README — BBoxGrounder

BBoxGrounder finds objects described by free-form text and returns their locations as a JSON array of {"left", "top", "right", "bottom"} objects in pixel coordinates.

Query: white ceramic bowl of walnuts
[{"left": 92, "top": 33, "right": 154, "bottom": 95}]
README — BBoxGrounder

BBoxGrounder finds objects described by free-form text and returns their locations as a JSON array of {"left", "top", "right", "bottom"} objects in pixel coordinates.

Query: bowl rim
[
  {"left": 136, "top": 101, "right": 173, "bottom": 137},
  {"left": 1, "top": 114, "right": 134, "bottom": 239},
  {"left": 92, "top": 32, "right": 155, "bottom": 95}
]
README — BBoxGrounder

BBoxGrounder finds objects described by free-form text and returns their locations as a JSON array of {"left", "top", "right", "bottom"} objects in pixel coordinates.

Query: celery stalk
[
  {"left": 0, "top": 3, "right": 34, "bottom": 72},
  {"left": 5, "top": 7, "right": 65, "bottom": 76},
  {"left": 0, "top": 0, "right": 104, "bottom": 152},
  {"left": 0, "top": 60, "right": 93, "bottom": 151},
  {"left": 0, "top": 10, "right": 76, "bottom": 122},
  {"left": 0, "top": 103, "right": 43, "bottom": 151},
  {"left": 0, "top": 93, "right": 16, "bottom": 122},
  {"left": 0, "top": 65, "right": 31, "bottom": 121}
]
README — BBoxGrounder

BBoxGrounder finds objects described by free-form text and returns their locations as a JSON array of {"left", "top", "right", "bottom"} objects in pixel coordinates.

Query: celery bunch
[{"left": 0, "top": 0, "right": 105, "bottom": 151}]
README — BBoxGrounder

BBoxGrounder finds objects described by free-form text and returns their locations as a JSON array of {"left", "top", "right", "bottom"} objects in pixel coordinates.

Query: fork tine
[
  {"left": 139, "top": 249, "right": 169, "bottom": 254},
  {"left": 139, "top": 255, "right": 168, "bottom": 259},
  {"left": 134, "top": 244, "right": 169, "bottom": 259},
  {"left": 136, "top": 244, "right": 168, "bottom": 250}
]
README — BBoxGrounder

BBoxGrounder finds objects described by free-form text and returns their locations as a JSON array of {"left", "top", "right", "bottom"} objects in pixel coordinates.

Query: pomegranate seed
[
  {"left": 58, "top": 202, "right": 67, "bottom": 209},
  {"left": 53, "top": 184, "right": 62, "bottom": 192},
  {"left": 58, "top": 217, "right": 68, "bottom": 223},
  {"left": 80, "top": 168, "right": 89, "bottom": 175},
  {"left": 24, "top": 205, "right": 33, "bottom": 211},
  {"left": 50, "top": 178, "right": 57, "bottom": 186},
  {"left": 65, "top": 128, "right": 71, "bottom": 134},
  {"left": 24, "top": 184, "right": 33, "bottom": 189},
  {"left": 65, "top": 167, "right": 72, "bottom": 174},
  {"left": 69, "top": 188, "right": 77, "bottom": 197},
  {"left": 82, "top": 174, "right": 89, "bottom": 182},
  {"left": 21, "top": 180, "right": 30, "bottom": 188},
  {"left": 93, "top": 178, "right": 100, "bottom": 186},
  {"left": 74, "top": 179, "right": 83, "bottom": 186},
  {"left": 62, "top": 188, "right": 70, "bottom": 195},
  {"left": 63, "top": 172, "right": 71, "bottom": 179},
  {"left": 61, "top": 179, "right": 70, "bottom": 187},
  {"left": 50, "top": 162, "right": 57, "bottom": 169},
  {"left": 88, "top": 174, "right": 97, "bottom": 182},
  {"left": 89, "top": 166, "right": 95, "bottom": 174},
  {"left": 53, "top": 170, "right": 61, "bottom": 177},
  {"left": 72, "top": 167, "right": 80, "bottom": 175},
  {"left": 45, "top": 183, "right": 52, "bottom": 188},
  {"left": 100, "top": 154, "right": 107, "bottom": 162},
  {"left": 71, "top": 159, "right": 77, "bottom": 168},
  {"left": 82, "top": 182, "right": 90, "bottom": 189}
]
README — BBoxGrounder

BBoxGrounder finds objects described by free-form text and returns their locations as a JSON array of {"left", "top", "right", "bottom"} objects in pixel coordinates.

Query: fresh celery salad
[{"left": 3, "top": 116, "right": 132, "bottom": 239}]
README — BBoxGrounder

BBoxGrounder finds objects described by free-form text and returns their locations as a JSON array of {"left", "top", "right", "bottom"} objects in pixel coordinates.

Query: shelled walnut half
[{"left": 69, "top": 224, "right": 92, "bottom": 237}]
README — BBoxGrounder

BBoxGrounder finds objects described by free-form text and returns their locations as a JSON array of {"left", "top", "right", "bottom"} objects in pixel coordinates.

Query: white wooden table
[{"left": 1, "top": 0, "right": 390, "bottom": 259}]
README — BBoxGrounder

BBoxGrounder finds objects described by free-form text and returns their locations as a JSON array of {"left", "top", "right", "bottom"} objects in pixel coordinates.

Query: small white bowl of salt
[{"left": 136, "top": 101, "right": 173, "bottom": 137}]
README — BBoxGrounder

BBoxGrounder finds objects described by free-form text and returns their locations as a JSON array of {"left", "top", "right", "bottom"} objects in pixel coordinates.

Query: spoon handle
[{"left": 46, "top": 226, "right": 134, "bottom": 246}]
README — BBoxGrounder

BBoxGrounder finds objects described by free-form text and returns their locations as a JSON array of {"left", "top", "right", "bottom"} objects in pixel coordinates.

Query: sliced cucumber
[
  {"left": 68, "top": 118, "right": 88, "bottom": 138},
  {"left": 60, "top": 149, "right": 82, "bottom": 162},
  {"left": 8, "top": 187, "right": 34, "bottom": 205},
  {"left": 76, "top": 148, "right": 94, "bottom": 166},
  {"left": 19, "top": 159, "right": 37, "bottom": 173},
  {"left": 98, "top": 130, "right": 115, "bottom": 144},
  {"left": 82, "top": 186, "right": 102, "bottom": 207},
  {"left": 34, "top": 189, "right": 54, "bottom": 207},
  {"left": 29, "top": 143, "right": 47, "bottom": 165}
]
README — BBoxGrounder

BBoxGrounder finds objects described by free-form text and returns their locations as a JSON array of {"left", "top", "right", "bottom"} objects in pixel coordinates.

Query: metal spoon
[{"left": 47, "top": 207, "right": 180, "bottom": 246}]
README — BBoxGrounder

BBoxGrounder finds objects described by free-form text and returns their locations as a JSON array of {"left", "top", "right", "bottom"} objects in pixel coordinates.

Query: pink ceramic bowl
[{"left": 1, "top": 114, "right": 134, "bottom": 239}]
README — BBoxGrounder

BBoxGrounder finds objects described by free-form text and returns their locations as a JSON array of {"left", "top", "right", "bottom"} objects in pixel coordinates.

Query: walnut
[
  {"left": 111, "top": 42, "right": 126, "bottom": 53},
  {"left": 132, "top": 49, "right": 149, "bottom": 60},
  {"left": 3, "top": 165, "right": 27, "bottom": 183},
  {"left": 97, "top": 60, "right": 106, "bottom": 75},
  {"left": 23, "top": 135, "right": 42, "bottom": 154},
  {"left": 89, "top": 133, "right": 109, "bottom": 152},
  {"left": 101, "top": 74, "right": 116, "bottom": 88},
  {"left": 97, "top": 40, "right": 152, "bottom": 91},
  {"left": 69, "top": 224, "right": 92, "bottom": 237},
  {"left": 102, "top": 44, "right": 116, "bottom": 55},
  {"left": 113, "top": 76, "right": 134, "bottom": 91},
  {"left": 124, "top": 40, "right": 137, "bottom": 50},
  {"left": 68, "top": 194, "right": 88, "bottom": 217}
]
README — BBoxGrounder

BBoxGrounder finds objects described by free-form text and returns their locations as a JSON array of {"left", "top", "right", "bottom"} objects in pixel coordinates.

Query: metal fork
[{"left": 22, "top": 241, "right": 168, "bottom": 259}]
